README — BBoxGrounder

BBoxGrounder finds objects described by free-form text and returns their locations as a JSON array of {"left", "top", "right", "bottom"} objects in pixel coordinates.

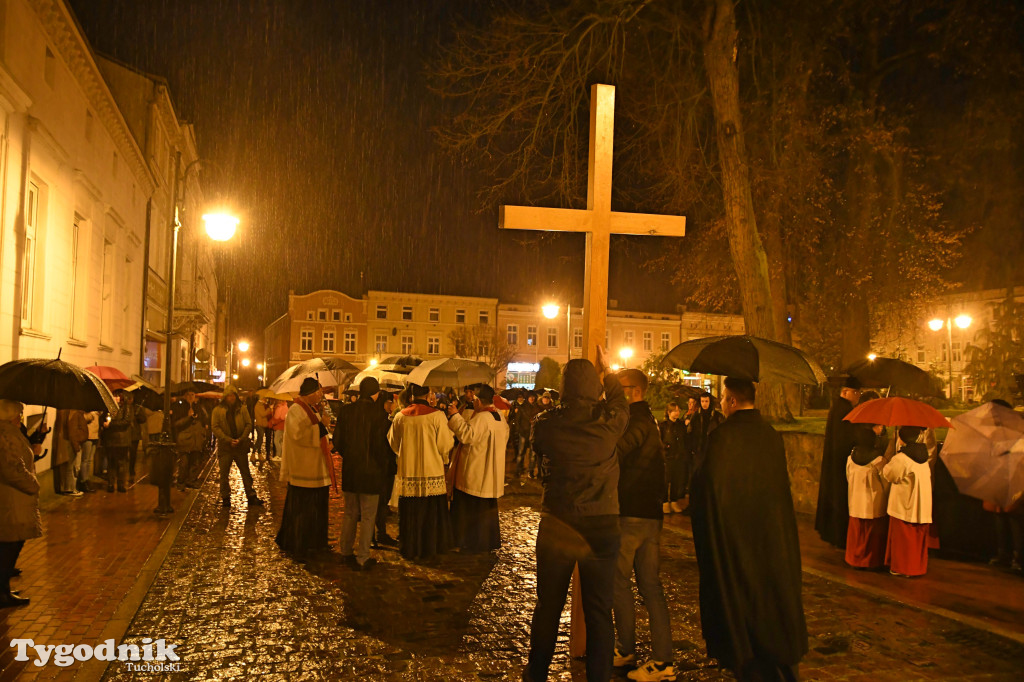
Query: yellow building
[{"left": 264, "top": 290, "right": 368, "bottom": 382}]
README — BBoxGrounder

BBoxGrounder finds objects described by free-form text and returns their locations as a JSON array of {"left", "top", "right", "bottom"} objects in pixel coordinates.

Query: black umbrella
[
  {"left": 125, "top": 383, "right": 164, "bottom": 411},
  {"left": 667, "top": 383, "right": 712, "bottom": 403},
  {"left": 500, "top": 387, "right": 524, "bottom": 399},
  {"left": 843, "top": 357, "right": 942, "bottom": 397},
  {"left": 173, "top": 380, "right": 222, "bottom": 395},
  {"left": 662, "top": 335, "right": 827, "bottom": 385},
  {"left": 0, "top": 357, "right": 117, "bottom": 412}
]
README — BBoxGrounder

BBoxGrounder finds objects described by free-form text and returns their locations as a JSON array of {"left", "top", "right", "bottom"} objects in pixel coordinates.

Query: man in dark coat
[
  {"left": 525, "top": 348, "right": 629, "bottom": 682},
  {"left": 814, "top": 376, "right": 862, "bottom": 548},
  {"left": 334, "top": 377, "right": 393, "bottom": 569},
  {"left": 691, "top": 377, "right": 807, "bottom": 682},
  {"left": 513, "top": 392, "right": 540, "bottom": 478}
]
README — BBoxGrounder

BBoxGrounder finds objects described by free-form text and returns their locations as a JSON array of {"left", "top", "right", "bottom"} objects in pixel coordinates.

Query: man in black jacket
[
  {"left": 334, "top": 377, "right": 393, "bottom": 570},
  {"left": 513, "top": 392, "right": 540, "bottom": 478},
  {"left": 611, "top": 369, "right": 675, "bottom": 681},
  {"left": 525, "top": 347, "right": 629, "bottom": 682}
]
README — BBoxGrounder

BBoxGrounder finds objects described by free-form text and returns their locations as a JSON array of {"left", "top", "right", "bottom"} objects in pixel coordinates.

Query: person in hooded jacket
[
  {"left": 686, "top": 393, "right": 723, "bottom": 475},
  {"left": 882, "top": 426, "right": 932, "bottom": 577},
  {"left": 211, "top": 385, "right": 263, "bottom": 508},
  {"left": 335, "top": 377, "right": 393, "bottom": 569},
  {"left": 100, "top": 391, "right": 134, "bottom": 493},
  {"left": 524, "top": 347, "right": 629, "bottom": 682},
  {"left": 172, "top": 390, "right": 209, "bottom": 490},
  {"left": 513, "top": 392, "right": 540, "bottom": 478}
]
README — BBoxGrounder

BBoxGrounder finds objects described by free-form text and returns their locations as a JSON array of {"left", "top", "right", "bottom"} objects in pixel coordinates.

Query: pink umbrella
[{"left": 84, "top": 365, "right": 134, "bottom": 390}]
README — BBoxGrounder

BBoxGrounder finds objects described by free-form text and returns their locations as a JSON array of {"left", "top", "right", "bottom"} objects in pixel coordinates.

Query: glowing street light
[
  {"left": 610, "top": 364, "right": 621, "bottom": 372},
  {"left": 237, "top": 340, "right": 250, "bottom": 353},
  {"left": 203, "top": 212, "right": 240, "bottom": 242},
  {"left": 232, "top": 373, "right": 239, "bottom": 380},
  {"left": 542, "top": 303, "right": 560, "bottom": 319},
  {"left": 369, "top": 358, "right": 378, "bottom": 367},
  {"left": 241, "top": 358, "right": 251, "bottom": 367},
  {"left": 867, "top": 353, "right": 877, "bottom": 361},
  {"left": 256, "top": 363, "right": 264, "bottom": 371},
  {"left": 928, "top": 312, "right": 972, "bottom": 399}
]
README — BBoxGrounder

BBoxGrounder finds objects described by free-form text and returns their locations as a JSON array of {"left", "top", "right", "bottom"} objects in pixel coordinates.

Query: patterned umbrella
[{"left": 0, "top": 357, "right": 117, "bottom": 412}]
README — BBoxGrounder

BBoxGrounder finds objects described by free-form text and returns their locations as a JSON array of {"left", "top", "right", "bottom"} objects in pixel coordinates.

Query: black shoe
[
  {"left": 107, "top": 484, "right": 115, "bottom": 493},
  {"left": 0, "top": 592, "right": 29, "bottom": 608},
  {"left": 340, "top": 554, "right": 358, "bottom": 567},
  {"left": 247, "top": 497, "right": 265, "bottom": 507},
  {"left": 376, "top": 534, "right": 398, "bottom": 547},
  {"left": 357, "top": 557, "right": 378, "bottom": 571},
  {"left": 222, "top": 498, "right": 231, "bottom": 508},
  {"left": 117, "top": 485, "right": 127, "bottom": 493}
]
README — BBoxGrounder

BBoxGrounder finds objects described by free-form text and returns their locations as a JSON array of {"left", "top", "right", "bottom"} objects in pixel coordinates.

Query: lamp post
[
  {"left": 543, "top": 302, "right": 573, "bottom": 363},
  {"left": 160, "top": 154, "right": 238, "bottom": 435},
  {"left": 928, "top": 313, "right": 972, "bottom": 399}
]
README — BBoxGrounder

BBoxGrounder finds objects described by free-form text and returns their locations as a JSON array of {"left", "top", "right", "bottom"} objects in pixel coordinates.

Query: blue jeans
[
  {"left": 78, "top": 440, "right": 95, "bottom": 485},
  {"left": 612, "top": 517, "right": 673, "bottom": 662},
  {"left": 340, "top": 492, "right": 379, "bottom": 564}
]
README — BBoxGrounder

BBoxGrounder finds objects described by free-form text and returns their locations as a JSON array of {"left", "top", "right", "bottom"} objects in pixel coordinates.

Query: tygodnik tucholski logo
[{"left": 11, "top": 637, "right": 182, "bottom": 671}]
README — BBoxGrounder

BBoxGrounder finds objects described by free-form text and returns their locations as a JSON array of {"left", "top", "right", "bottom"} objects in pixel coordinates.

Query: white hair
[{"left": 0, "top": 399, "right": 25, "bottom": 421}]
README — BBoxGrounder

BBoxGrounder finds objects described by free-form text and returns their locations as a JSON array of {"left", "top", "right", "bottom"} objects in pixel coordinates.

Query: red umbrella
[
  {"left": 84, "top": 365, "right": 134, "bottom": 390},
  {"left": 844, "top": 396, "right": 952, "bottom": 428}
]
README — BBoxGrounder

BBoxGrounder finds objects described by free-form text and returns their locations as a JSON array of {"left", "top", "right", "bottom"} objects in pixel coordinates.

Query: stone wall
[{"left": 781, "top": 432, "right": 824, "bottom": 515}]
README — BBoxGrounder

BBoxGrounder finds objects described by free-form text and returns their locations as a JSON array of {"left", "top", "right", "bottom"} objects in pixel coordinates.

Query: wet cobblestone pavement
[{"left": 99, "top": 461, "right": 1024, "bottom": 681}]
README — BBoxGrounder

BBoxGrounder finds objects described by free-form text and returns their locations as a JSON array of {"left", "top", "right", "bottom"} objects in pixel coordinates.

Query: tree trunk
[{"left": 703, "top": 0, "right": 791, "bottom": 420}]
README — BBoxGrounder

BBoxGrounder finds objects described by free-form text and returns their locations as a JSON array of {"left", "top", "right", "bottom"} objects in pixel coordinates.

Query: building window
[
  {"left": 22, "top": 182, "right": 41, "bottom": 327},
  {"left": 332, "top": 310, "right": 341, "bottom": 321},
  {"left": 428, "top": 336, "right": 440, "bottom": 355},
  {"left": 661, "top": 332, "right": 671, "bottom": 352},
  {"left": 318, "top": 309, "right": 328, "bottom": 321},
  {"left": 70, "top": 216, "right": 85, "bottom": 339},
  {"left": 624, "top": 330, "right": 635, "bottom": 345},
  {"left": 477, "top": 340, "right": 489, "bottom": 356},
  {"left": 605, "top": 330, "right": 610, "bottom": 348},
  {"left": 322, "top": 330, "right": 336, "bottom": 353},
  {"left": 916, "top": 346, "right": 926, "bottom": 364},
  {"left": 507, "top": 324, "right": 519, "bottom": 346},
  {"left": 376, "top": 304, "right": 387, "bottom": 319},
  {"left": 573, "top": 328, "right": 582, "bottom": 349},
  {"left": 952, "top": 342, "right": 962, "bottom": 363},
  {"left": 643, "top": 331, "right": 653, "bottom": 352},
  {"left": 121, "top": 257, "right": 133, "bottom": 348},
  {"left": 402, "top": 306, "right": 413, "bottom": 321},
  {"left": 345, "top": 313, "right": 352, "bottom": 322},
  {"left": 344, "top": 331, "right": 356, "bottom": 354},
  {"left": 300, "top": 330, "right": 313, "bottom": 352},
  {"left": 375, "top": 334, "right": 388, "bottom": 354},
  {"left": 547, "top": 327, "right": 558, "bottom": 347},
  {"left": 455, "top": 309, "right": 466, "bottom": 324},
  {"left": 941, "top": 343, "right": 948, "bottom": 362},
  {"left": 306, "top": 310, "right": 314, "bottom": 321},
  {"left": 100, "top": 240, "right": 115, "bottom": 346},
  {"left": 479, "top": 310, "right": 490, "bottom": 325},
  {"left": 527, "top": 325, "right": 537, "bottom": 346},
  {"left": 429, "top": 307, "right": 440, "bottom": 323},
  {"left": 401, "top": 334, "right": 414, "bottom": 354}
]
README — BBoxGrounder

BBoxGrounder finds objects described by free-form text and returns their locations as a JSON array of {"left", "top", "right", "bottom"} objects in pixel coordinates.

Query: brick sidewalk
[{"left": 0, "top": 455, "right": 212, "bottom": 682}]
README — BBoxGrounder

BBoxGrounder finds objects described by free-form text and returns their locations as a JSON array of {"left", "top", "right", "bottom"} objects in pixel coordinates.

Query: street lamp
[
  {"left": 542, "top": 301, "right": 573, "bottom": 362},
  {"left": 160, "top": 155, "right": 238, "bottom": 435},
  {"left": 867, "top": 353, "right": 877, "bottom": 361},
  {"left": 369, "top": 358, "right": 378, "bottom": 368},
  {"left": 241, "top": 358, "right": 251, "bottom": 368},
  {"left": 203, "top": 213, "right": 239, "bottom": 242},
  {"left": 619, "top": 347, "right": 634, "bottom": 368},
  {"left": 928, "top": 313, "right": 972, "bottom": 399}
]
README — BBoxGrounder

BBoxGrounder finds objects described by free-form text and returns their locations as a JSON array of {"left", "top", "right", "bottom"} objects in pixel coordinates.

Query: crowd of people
[{"left": 3, "top": 351, "right": 1020, "bottom": 680}]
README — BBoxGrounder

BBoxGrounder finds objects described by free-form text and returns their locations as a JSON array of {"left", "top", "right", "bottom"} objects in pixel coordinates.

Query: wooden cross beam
[{"left": 499, "top": 84, "right": 686, "bottom": 363}]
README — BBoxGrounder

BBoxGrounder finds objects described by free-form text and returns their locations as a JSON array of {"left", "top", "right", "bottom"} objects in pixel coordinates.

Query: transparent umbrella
[{"left": 940, "top": 402, "right": 1024, "bottom": 509}]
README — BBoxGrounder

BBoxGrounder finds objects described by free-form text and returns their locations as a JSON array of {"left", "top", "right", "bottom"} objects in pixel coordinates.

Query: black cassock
[
  {"left": 691, "top": 409, "right": 807, "bottom": 674},
  {"left": 814, "top": 396, "right": 857, "bottom": 548}
]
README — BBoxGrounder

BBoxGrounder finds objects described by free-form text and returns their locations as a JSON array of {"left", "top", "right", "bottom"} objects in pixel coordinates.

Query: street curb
[
  {"left": 662, "top": 523, "right": 1024, "bottom": 647},
  {"left": 74, "top": 459, "right": 215, "bottom": 682}
]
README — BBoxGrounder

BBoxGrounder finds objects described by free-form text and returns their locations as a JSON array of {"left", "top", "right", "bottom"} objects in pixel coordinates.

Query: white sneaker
[
  {"left": 628, "top": 660, "right": 677, "bottom": 681},
  {"left": 613, "top": 647, "right": 635, "bottom": 667}
]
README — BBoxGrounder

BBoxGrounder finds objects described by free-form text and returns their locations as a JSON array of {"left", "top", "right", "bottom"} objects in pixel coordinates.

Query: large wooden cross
[
  {"left": 499, "top": 83, "right": 687, "bottom": 363},
  {"left": 498, "top": 84, "right": 686, "bottom": 656}
]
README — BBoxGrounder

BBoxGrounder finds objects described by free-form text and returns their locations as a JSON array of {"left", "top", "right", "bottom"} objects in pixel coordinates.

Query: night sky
[{"left": 68, "top": 0, "right": 685, "bottom": 351}]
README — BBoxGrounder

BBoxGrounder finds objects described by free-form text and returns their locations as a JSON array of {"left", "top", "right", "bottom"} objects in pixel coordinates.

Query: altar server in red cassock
[{"left": 882, "top": 426, "right": 932, "bottom": 577}]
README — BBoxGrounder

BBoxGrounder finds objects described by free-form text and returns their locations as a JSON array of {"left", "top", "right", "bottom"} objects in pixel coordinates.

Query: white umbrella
[
  {"left": 405, "top": 358, "right": 493, "bottom": 388},
  {"left": 269, "top": 358, "right": 355, "bottom": 394},
  {"left": 349, "top": 369, "right": 408, "bottom": 393},
  {"left": 940, "top": 402, "right": 1024, "bottom": 509}
]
